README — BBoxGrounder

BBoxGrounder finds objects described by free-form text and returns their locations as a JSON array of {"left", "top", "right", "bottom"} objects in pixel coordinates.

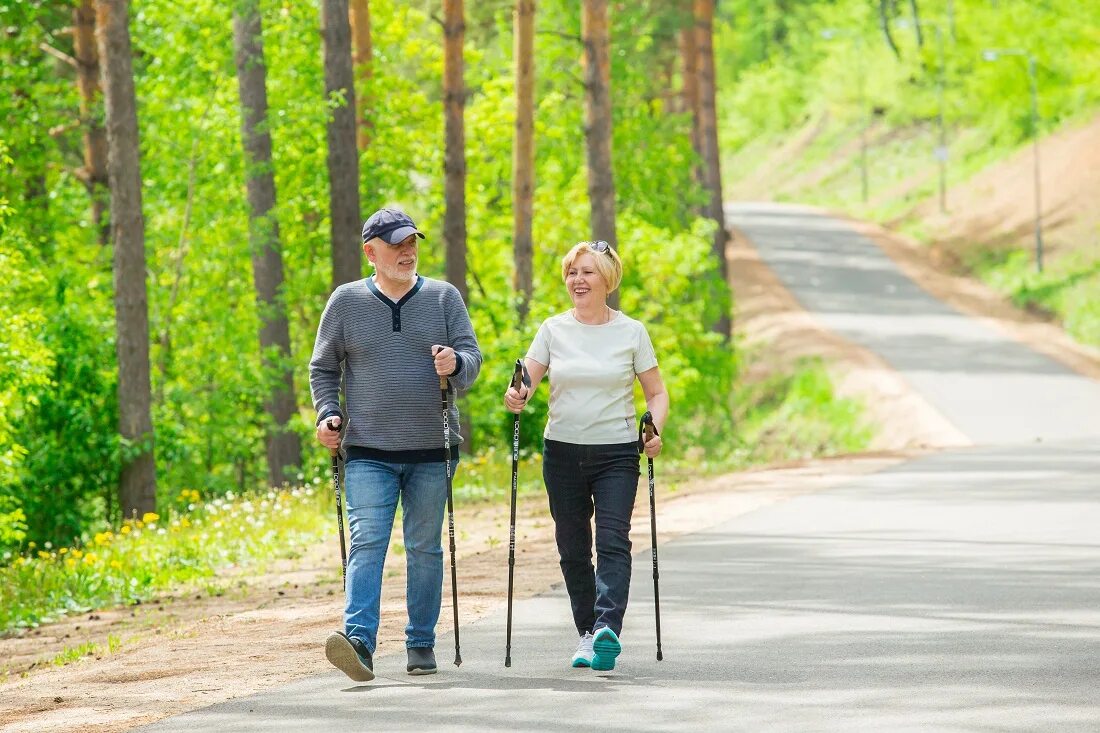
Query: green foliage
[
  {"left": 0, "top": 486, "right": 329, "bottom": 633},
  {"left": 968, "top": 245, "right": 1100, "bottom": 347},
  {"left": 733, "top": 357, "right": 872, "bottom": 465},
  {"left": 715, "top": 1, "right": 1100, "bottom": 351},
  {"left": 0, "top": 0, "right": 869, "bottom": 555}
]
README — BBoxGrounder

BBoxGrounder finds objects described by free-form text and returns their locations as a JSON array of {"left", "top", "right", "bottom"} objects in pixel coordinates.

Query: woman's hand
[
  {"left": 642, "top": 432, "right": 662, "bottom": 459},
  {"left": 503, "top": 385, "right": 529, "bottom": 414}
]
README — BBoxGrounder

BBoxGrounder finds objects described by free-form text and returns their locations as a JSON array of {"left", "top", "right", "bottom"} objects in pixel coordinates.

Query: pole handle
[
  {"left": 639, "top": 410, "right": 659, "bottom": 452},
  {"left": 510, "top": 358, "right": 532, "bottom": 392},
  {"left": 325, "top": 418, "right": 344, "bottom": 457}
]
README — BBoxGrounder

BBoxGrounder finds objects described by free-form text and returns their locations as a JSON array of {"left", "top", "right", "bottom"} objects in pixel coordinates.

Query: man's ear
[{"left": 363, "top": 241, "right": 375, "bottom": 263}]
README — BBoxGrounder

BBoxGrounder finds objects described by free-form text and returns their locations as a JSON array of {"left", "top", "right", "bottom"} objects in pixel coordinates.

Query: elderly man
[{"left": 310, "top": 208, "right": 482, "bottom": 680}]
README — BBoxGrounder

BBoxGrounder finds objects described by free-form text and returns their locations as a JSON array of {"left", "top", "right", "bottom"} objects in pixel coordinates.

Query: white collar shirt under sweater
[{"left": 526, "top": 310, "right": 658, "bottom": 445}]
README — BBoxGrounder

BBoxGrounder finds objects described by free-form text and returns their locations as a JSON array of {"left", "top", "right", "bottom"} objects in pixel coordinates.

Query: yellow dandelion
[
  {"left": 37, "top": 550, "right": 50, "bottom": 559},
  {"left": 120, "top": 525, "right": 132, "bottom": 534},
  {"left": 71, "top": 549, "right": 84, "bottom": 559},
  {"left": 64, "top": 558, "right": 76, "bottom": 569},
  {"left": 109, "top": 560, "right": 122, "bottom": 569},
  {"left": 180, "top": 517, "right": 191, "bottom": 528},
  {"left": 142, "top": 512, "right": 160, "bottom": 524},
  {"left": 58, "top": 547, "right": 69, "bottom": 555}
]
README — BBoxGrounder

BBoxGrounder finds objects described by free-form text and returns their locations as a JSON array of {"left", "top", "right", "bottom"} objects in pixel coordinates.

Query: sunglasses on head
[{"left": 588, "top": 240, "right": 611, "bottom": 254}]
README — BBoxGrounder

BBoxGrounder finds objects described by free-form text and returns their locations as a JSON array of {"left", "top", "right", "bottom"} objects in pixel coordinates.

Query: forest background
[{"left": 1, "top": 0, "right": 1098, "bottom": 623}]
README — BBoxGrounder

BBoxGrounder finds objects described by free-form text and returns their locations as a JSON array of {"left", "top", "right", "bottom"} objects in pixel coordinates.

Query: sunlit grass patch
[{"left": 1, "top": 485, "right": 329, "bottom": 634}]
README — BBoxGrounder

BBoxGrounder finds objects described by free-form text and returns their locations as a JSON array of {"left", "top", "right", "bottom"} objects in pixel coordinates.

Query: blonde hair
[{"left": 560, "top": 241, "right": 623, "bottom": 293}]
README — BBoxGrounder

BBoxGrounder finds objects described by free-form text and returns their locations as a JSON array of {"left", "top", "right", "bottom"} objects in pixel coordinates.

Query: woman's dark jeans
[{"left": 542, "top": 439, "right": 640, "bottom": 637}]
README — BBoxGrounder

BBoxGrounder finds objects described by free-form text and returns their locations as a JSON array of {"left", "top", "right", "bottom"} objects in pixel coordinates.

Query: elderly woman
[{"left": 504, "top": 240, "right": 669, "bottom": 671}]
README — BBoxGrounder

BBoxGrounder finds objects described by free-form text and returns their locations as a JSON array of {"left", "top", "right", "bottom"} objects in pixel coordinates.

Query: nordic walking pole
[
  {"left": 326, "top": 418, "right": 348, "bottom": 590},
  {"left": 505, "top": 358, "right": 531, "bottom": 668},
  {"left": 438, "top": 370, "right": 462, "bottom": 667},
  {"left": 640, "top": 410, "right": 663, "bottom": 661}
]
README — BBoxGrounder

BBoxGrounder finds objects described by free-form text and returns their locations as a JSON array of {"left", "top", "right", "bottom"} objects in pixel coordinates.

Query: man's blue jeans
[{"left": 343, "top": 458, "right": 456, "bottom": 653}]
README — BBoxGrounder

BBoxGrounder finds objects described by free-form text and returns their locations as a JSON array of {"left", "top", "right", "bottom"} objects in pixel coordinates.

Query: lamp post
[
  {"left": 897, "top": 19, "right": 949, "bottom": 213},
  {"left": 822, "top": 28, "right": 869, "bottom": 203},
  {"left": 983, "top": 48, "right": 1043, "bottom": 272}
]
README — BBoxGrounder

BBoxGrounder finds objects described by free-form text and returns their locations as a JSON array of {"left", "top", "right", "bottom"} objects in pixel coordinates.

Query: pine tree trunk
[
  {"left": 74, "top": 0, "right": 108, "bottom": 245},
  {"left": 582, "top": 0, "right": 618, "bottom": 308},
  {"left": 512, "top": 0, "right": 535, "bottom": 324},
  {"left": 443, "top": 0, "right": 467, "bottom": 303},
  {"left": 321, "top": 0, "right": 361, "bottom": 288},
  {"left": 695, "top": 0, "right": 730, "bottom": 339},
  {"left": 95, "top": 0, "right": 156, "bottom": 517},
  {"left": 679, "top": 0, "right": 702, "bottom": 186},
  {"left": 348, "top": 0, "right": 372, "bottom": 152},
  {"left": 233, "top": 0, "right": 302, "bottom": 488}
]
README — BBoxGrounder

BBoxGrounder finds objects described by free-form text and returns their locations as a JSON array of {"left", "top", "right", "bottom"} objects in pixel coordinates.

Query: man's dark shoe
[
  {"left": 407, "top": 646, "right": 437, "bottom": 675},
  {"left": 326, "top": 631, "right": 374, "bottom": 682}
]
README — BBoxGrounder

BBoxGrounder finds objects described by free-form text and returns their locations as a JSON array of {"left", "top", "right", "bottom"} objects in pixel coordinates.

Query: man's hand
[
  {"left": 317, "top": 416, "right": 342, "bottom": 452},
  {"left": 432, "top": 345, "right": 457, "bottom": 376}
]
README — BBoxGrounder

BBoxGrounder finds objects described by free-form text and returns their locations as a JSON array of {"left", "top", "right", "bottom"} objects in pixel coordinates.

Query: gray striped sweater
[{"left": 308, "top": 275, "right": 482, "bottom": 457}]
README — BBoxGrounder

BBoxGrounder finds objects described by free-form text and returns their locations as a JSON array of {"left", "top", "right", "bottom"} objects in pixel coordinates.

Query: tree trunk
[
  {"left": 695, "top": 0, "right": 730, "bottom": 339},
  {"left": 233, "top": 0, "right": 302, "bottom": 488},
  {"left": 443, "top": 0, "right": 467, "bottom": 303},
  {"left": 879, "top": 0, "right": 902, "bottom": 59},
  {"left": 679, "top": 0, "right": 702, "bottom": 186},
  {"left": 581, "top": 0, "right": 618, "bottom": 308},
  {"left": 95, "top": 0, "right": 156, "bottom": 517},
  {"left": 512, "top": 0, "right": 535, "bottom": 324},
  {"left": 321, "top": 0, "right": 361, "bottom": 288},
  {"left": 74, "top": 0, "right": 109, "bottom": 245},
  {"left": 908, "top": 0, "right": 924, "bottom": 47},
  {"left": 348, "top": 0, "right": 372, "bottom": 152}
]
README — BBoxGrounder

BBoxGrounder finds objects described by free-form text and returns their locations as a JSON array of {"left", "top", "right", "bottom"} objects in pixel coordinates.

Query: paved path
[
  {"left": 143, "top": 205, "right": 1100, "bottom": 732},
  {"left": 728, "top": 203, "right": 1100, "bottom": 445}
]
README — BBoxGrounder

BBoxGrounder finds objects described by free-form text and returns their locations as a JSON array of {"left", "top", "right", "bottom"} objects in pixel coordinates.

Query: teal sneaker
[
  {"left": 591, "top": 627, "right": 621, "bottom": 671},
  {"left": 571, "top": 631, "right": 594, "bottom": 668}
]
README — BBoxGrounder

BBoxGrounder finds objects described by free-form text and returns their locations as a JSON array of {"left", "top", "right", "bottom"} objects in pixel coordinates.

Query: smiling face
[
  {"left": 365, "top": 234, "right": 418, "bottom": 286},
  {"left": 565, "top": 252, "right": 609, "bottom": 308}
]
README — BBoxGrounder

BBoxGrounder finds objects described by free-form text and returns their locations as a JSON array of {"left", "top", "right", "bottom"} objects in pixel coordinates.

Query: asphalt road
[{"left": 142, "top": 205, "right": 1100, "bottom": 732}]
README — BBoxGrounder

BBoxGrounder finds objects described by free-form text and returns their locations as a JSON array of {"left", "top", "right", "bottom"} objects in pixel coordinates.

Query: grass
[
  {"left": 47, "top": 633, "right": 123, "bottom": 667},
  {"left": 1, "top": 486, "right": 330, "bottom": 634},
  {"left": 967, "top": 245, "right": 1100, "bottom": 348},
  {"left": 731, "top": 356, "right": 873, "bottom": 466}
]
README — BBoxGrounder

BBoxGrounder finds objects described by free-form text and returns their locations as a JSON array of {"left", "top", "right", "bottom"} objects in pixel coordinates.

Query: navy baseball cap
[{"left": 361, "top": 208, "right": 426, "bottom": 245}]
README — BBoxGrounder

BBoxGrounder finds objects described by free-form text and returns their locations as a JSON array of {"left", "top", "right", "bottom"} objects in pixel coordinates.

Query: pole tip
[{"left": 454, "top": 656, "right": 462, "bottom": 667}]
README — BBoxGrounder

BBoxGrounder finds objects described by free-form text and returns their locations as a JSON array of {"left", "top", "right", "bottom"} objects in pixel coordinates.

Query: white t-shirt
[{"left": 526, "top": 310, "right": 658, "bottom": 445}]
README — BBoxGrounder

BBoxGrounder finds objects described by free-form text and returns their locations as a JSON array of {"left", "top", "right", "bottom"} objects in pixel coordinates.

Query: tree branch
[{"left": 40, "top": 41, "right": 78, "bottom": 68}]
